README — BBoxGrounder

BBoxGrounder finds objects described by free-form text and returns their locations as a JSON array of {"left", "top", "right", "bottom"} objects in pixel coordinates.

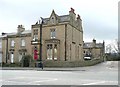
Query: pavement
[
  {"left": 1, "top": 67, "right": 87, "bottom": 71},
  {"left": 1, "top": 61, "right": 118, "bottom": 71},
  {"left": 1, "top": 61, "right": 118, "bottom": 85}
]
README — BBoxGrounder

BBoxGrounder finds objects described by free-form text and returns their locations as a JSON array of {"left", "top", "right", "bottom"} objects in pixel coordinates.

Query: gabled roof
[
  {"left": 83, "top": 42, "right": 104, "bottom": 48},
  {"left": 83, "top": 42, "right": 93, "bottom": 48},
  {"left": 49, "top": 10, "right": 58, "bottom": 20},
  {"left": 21, "top": 30, "right": 31, "bottom": 34},
  {"left": 1, "top": 30, "right": 31, "bottom": 38},
  {"left": 42, "top": 15, "right": 70, "bottom": 25},
  {"left": 38, "top": 10, "right": 70, "bottom": 25}
]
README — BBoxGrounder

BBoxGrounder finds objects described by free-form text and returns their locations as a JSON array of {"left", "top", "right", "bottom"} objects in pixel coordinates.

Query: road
[{"left": 0, "top": 61, "right": 118, "bottom": 85}]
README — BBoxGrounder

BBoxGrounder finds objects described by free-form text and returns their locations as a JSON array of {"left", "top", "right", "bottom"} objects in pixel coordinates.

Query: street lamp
[{"left": 39, "top": 17, "right": 43, "bottom": 69}]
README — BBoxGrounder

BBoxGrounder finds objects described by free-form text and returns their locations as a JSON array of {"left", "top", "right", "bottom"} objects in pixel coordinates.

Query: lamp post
[{"left": 39, "top": 17, "right": 43, "bottom": 69}]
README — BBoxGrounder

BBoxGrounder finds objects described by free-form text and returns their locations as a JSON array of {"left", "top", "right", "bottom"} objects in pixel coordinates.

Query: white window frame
[
  {"left": 11, "top": 40, "right": 15, "bottom": 47},
  {"left": 33, "top": 35, "right": 38, "bottom": 40},
  {"left": 11, "top": 53, "right": 14, "bottom": 63},
  {"left": 50, "top": 29, "right": 56, "bottom": 39},
  {"left": 33, "top": 29, "right": 38, "bottom": 41},
  {"left": 21, "top": 39, "right": 25, "bottom": 47},
  {"left": 47, "top": 44, "right": 53, "bottom": 60}
]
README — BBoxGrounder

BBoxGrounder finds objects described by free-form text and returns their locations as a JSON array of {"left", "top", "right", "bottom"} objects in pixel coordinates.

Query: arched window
[{"left": 51, "top": 17, "right": 55, "bottom": 24}]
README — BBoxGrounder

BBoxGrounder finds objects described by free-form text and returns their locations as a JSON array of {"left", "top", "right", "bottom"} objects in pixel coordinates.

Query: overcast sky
[{"left": 0, "top": 0, "right": 118, "bottom": 44}]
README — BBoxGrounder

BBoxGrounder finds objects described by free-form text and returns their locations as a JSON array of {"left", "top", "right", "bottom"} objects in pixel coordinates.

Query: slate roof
[
  {"left": 21, "top": 30, "right": 31, "bottom": 34},
  {"left": 59, "top": 15, "right": 70, "bottom": 22},
  {"left": 1, "top": 30, "right": 31, "bottom": 38},
  {"left": 83, "top": 42, "right": 104, "bottom": 48},
  {"left": 43, "top": 15, "right": 70, "bottom": 25}
]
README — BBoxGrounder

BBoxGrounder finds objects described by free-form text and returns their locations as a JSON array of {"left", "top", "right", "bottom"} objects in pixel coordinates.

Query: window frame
[
  {"left": 33, "top": 29, "right": 38, "bottom": 40},
  {"left": 21, "top": 39, "right": 25, "bottom": 47},
  {"left": 11, "top": 40, "right": 15, "bottom": 47},
  {"left": 50, "top": 29, "right": 56, "bottom": 39}
]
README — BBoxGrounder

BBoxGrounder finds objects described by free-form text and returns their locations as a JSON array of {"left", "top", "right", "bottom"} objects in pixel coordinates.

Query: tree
[
  {"left": 105, "top": 39, "right": 120, "bottom": 61},
  {"left": 112, "top": 39, "right": 120, "bottom": 54},
  {"left": 106, "top": 39, "right": 120, "bottom": 54},
  {"left": 106, "top": 44, "right": 112, "bottom": 53}
]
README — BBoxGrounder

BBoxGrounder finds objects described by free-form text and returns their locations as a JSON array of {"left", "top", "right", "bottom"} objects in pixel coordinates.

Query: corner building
[
  {"left": 31, "top": 8, "right": 83, "bottom": 61},
  {"left": 2, "top": 8, "right": 83, "bottom": 65}
]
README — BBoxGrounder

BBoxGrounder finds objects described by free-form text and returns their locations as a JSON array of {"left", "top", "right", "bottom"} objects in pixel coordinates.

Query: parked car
[{"left": 84, "top": 56, "right": 91, "bottom": 60}]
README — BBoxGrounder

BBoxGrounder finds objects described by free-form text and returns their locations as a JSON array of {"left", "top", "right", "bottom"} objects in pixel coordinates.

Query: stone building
[
  {"left": 83, "top": 39, "right": 105, "bottom": 59},
  {"left": 0, "top": 36, "right": 2, "bottom": 63},
  {"left": 2, "top": 8, "right": 83, "bottom": 66},
  {"left": 31, "top": 8, "right": 83, "bottom": 62},
  {"left": 2, "top": 25, "right": 32, "bottom": 64}
]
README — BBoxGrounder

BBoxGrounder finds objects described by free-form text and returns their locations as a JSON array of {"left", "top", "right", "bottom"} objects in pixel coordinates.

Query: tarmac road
[{"left": 0, "top": 61, "right": 118, "bottom": 85}]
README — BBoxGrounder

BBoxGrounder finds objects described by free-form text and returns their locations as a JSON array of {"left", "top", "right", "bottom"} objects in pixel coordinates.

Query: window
[
  {"left": 47, "top": 44, "right": 53, "bottom": 60},
  {"left": 51, "top": 17, "right": 55, "bottom": 24},
  {"left": 11, "top": 40, "right": 15, "bottom": 47},
  {"left": 19, "top": 53, "right": 22, "bottom": 62},
  {"left": 21, "top": 39, "right": 25, "bottom": 46},
  {"left": 54, "top": 44, "right": 57, "bottom": 60},
  {"left": 47, "top": 44, "right": 58, "bottom": 60},
  {"left": 33, "top": 29, "right": 38, "bottom": 40},
  {"left": 50, "top": 29, "right": 56, "bottom": 39},
  {"left": 11, "top": 53, "right": 14, "bottom": 63},
  {"left": 19, "top": 52, "right": 25, "bottom": 62},
  {"left": 0, "top": 41, "right": 2, "bottom": 49}
]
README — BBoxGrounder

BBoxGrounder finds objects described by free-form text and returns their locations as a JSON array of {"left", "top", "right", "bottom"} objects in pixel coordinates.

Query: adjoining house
[
  {"left": 1, "top": 8, "right": 84, "bottom": 66},
  {"left": 2, "top": 26, "right": 32, "bottom": 64},
  {"left": 83, "top": 39, "right": 105, "bottom": 60}
]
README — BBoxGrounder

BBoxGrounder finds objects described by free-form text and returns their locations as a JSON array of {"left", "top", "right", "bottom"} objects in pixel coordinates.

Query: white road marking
[
  {"left": 83, "top": 81, "right": 106, "bottom": 85},
  {"left": 2, "top": 76, "right": 58, "bottom": 85},
  {"left": 3, "top": 80, "right": 28, "bottom": 84},
  {"left": 27, "top": 78, "right": 58, "bottom": 84},
  {"left": 82, "top": 80, "right": 118, "bottom": 85}
]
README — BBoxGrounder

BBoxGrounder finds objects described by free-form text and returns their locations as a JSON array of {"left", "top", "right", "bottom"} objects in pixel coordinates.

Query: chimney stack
[
  {"left": 17, "top": 25, "right": 25, "bottom": 33},
  {"left": 93, "top": 39, "right": 96, "bottom": 47},
  {"left": 69, "top": 7, "right": 76, "bottom": 21}
]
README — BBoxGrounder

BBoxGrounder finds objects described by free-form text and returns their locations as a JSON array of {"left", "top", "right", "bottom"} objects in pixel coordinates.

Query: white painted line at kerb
[
  {"left": 82, "top": 81, "right": 117, "bottom": 85},
  {"left": 83, "top": 81, "right": 106, "bottom": 85},
  {"left": 27, "top": 78, "right": 58, "bottom": 85}
]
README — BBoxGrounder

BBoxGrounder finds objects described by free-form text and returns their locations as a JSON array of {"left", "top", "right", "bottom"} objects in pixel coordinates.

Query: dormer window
[
  {"left": 51, "top": 17, "right": 55, "bottom": 24},
  {"left": 11, "top": 40, "right": 15, "bottom": 47}
]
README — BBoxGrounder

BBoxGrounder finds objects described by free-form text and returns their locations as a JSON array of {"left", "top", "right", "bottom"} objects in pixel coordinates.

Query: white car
[{"left": 84, "top": 56, "right": 91, "bottom": 60}]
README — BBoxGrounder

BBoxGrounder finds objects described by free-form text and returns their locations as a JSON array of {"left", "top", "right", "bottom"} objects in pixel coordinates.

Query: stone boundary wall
[{"left": 43, "top": 58, "right": 104, "bottom": 67}]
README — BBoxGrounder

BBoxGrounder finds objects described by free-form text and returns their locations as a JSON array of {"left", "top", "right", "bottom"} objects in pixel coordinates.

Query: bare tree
[
  {"left": 105, "top": 39, "right": 120, "bottom": 54},
  {"left": 112, "top": 39, "right": 120, "bottom": 54},
  {"left": 106, "top": 44, "right": 112, "bottom": 53}
]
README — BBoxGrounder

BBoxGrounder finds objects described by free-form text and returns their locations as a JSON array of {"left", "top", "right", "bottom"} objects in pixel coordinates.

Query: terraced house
[
  {"left": 2, "top": 26, "right": 32, "bottom": 64},
  {"left": 83, "top": 39, "right": 105, "bottom": 59},
  {"left": 1, "top": 8, "right": 84, "bottom": 66}
]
